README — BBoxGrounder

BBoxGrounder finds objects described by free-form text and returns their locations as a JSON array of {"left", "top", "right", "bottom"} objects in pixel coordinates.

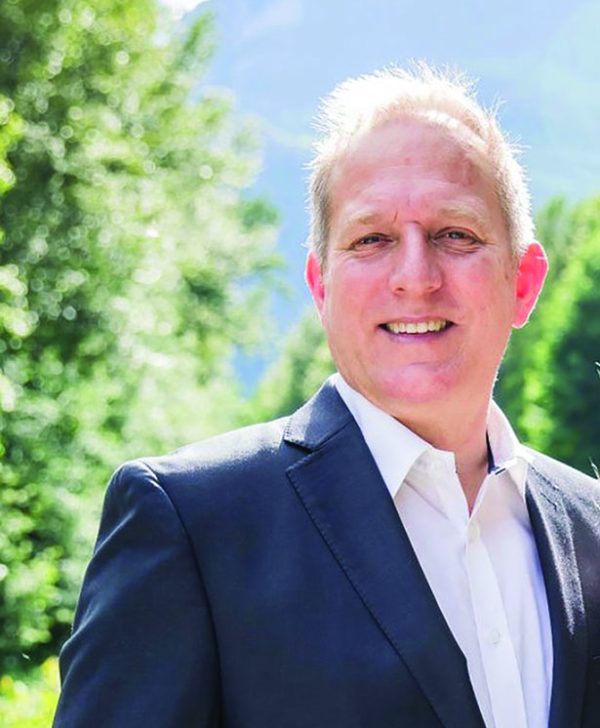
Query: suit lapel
[
  {"left": 284, "top": 382, "right": 485, "bottom": 728},
  {"left": 526, "top": 463, "right": 588, "bottom": 728}
]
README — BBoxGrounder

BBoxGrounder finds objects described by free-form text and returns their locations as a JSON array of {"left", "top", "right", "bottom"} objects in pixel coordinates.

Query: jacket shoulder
[
  {"left": 100, "top": 417, "right": 304, "bottom": 542},
  {"left": 147, "top": 417, "right": 289, "bottom": 474},
  {"left": 116, "top": 378, "right": 350, "bottom": 491},
  {"left": 110, "top": 417, "right": 306, "bottom": 498},
  {"left": 525, "top": 447, "right": 600, "bottom": 503}
]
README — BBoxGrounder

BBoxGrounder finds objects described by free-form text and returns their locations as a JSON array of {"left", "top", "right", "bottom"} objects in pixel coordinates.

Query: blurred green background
[{"left": 0, "top": 0, "right": 598, "bottom": 723}]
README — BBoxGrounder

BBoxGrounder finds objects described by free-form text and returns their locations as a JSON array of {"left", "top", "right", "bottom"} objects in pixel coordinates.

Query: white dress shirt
[{"left": 334, "top": 374, "right": 553, "bottom": 728}]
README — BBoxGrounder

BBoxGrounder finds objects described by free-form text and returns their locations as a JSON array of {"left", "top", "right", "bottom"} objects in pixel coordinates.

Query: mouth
[{"left": 380, "top": 319, "right": 453, "bottom": 335}]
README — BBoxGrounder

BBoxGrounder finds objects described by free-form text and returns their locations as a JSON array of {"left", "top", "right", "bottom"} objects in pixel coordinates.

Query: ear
[
  {"left": 305, "top": 251, "right": 326, "bottom": 318},
  {"left": 513, "top": 241, "right": 548, "bottom": 329}
]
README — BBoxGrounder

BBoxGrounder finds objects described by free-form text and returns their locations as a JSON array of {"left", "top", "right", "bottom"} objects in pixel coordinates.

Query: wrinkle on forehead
[{"left": 328, "top": 116, "right": 506, "bottom": 241}]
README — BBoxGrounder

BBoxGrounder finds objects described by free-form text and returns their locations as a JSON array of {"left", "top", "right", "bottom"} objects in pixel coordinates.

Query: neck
[{"left": 397, "top": 397, "right": 492, "bottom": 512}]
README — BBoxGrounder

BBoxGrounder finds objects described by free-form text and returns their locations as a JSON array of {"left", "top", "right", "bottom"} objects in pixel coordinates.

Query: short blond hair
[{"left": 307, "top": 63, "right": 534, "bottom": 265}]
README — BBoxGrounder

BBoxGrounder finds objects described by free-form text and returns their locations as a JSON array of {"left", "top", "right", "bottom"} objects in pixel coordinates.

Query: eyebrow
[
  {"left": 333, "top": 211, "right": 386, "bottom": 241},
  {"left": 434, "top": 203, "right": 494, "bottom": 237},
  {"left": 344, "top": 212, "right": 384, "bottom": 228},
  {"left": 341, "top": 203, "right": 494, "bottom": 239}
]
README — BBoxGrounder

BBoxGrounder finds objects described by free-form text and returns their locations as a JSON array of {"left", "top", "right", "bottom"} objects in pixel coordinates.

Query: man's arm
[{"left": 53, "top": 460, "right": 221, "bottom": 728}]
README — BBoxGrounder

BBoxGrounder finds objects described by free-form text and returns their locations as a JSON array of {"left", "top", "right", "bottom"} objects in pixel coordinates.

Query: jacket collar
[
  {"left": 525, "top": 458, "right": 588, "bottom": 728},
  {"left": 283, "top": 376, "right": 354, "bottom": 450},
  {"left": 284, "top": 379, "right": 485, "bottom": 728}
]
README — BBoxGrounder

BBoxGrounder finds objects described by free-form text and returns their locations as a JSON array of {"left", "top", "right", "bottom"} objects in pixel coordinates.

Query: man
[{"left": 54, "top": 65, "right": 600, "bottom": 727}]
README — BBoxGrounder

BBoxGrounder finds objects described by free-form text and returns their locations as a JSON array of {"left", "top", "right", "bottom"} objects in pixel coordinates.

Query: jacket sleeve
[{"left": 53, "top": 460, "right": 221, "bottom": 728}]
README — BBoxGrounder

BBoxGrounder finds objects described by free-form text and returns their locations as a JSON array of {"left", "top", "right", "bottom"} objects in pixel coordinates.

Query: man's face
[{"left": 306, "top": 118, "right": 546, "bottom": 420}]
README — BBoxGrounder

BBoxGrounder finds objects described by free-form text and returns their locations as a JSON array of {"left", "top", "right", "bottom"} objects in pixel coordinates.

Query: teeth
[{"left": 385, "top": 320, "right": 448, "bottom": 334}]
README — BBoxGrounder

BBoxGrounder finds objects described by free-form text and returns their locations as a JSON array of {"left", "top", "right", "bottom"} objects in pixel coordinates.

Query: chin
[
  {"left": 378, "top": 365, "right": 458, "bottom": 402},
  {"left": 379, "top": 385, "right": 451, "bottom": 410}
]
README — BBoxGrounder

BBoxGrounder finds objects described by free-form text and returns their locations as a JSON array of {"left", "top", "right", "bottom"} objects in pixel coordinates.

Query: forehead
[{"left": 328, "top": 117, "right": 503, "bottom": 232}]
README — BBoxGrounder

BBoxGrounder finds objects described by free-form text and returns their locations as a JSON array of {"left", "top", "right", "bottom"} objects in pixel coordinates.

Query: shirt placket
[{"left": 465, "top": 480, "right": 528, "bottom": 728}]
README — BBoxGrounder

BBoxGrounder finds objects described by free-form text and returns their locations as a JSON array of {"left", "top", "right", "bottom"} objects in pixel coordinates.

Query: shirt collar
[
  {"left": 333, "top": 373, "right": 531, "bottom": 501},
  {"left": 485, "top": 401, "right": 532, "bottom": 498}
]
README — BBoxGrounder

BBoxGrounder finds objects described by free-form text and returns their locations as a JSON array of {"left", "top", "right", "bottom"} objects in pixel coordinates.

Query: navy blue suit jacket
[{"left": 54, "top": 381, "right": 600, "bottom": 727}]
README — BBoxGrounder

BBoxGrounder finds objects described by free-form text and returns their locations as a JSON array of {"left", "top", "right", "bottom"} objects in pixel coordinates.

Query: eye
[
  {"left": 433, "top": 229, "right": 483, "bottom": 251},
  {"left": 350, "top": 233, "right": 392, "bottom": 250}
]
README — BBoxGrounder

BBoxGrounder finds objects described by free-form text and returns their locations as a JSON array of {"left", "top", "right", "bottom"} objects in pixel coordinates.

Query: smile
[{"left": 382, "top": 320, "right": 450, "bottom": 335}]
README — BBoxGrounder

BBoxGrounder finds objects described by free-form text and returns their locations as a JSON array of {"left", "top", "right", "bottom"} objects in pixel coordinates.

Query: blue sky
[{"left": 174, "top": 0, "right": 600, "bottom": 373}]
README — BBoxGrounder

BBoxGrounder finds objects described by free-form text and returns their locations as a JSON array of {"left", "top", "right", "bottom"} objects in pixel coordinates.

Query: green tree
[
  {"left": 0, "top": 94, "right": 28, "bottom": 412},
  {"left": 0, "top": 657, "right": 59, "bottom": 727},
  {"left": 0, "top": 0, "right": 278, "bottom": 672},
  {"left": 497, "top": 197, "right": 600, "bottom": 473},
  {"left": 245, "top": 309, "right": 334, "bottom": 422}
]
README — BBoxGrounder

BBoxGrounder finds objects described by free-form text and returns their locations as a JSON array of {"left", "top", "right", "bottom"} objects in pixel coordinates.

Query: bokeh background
[{"left": 0, "top": 0, "right": 598, "bottom": 722}]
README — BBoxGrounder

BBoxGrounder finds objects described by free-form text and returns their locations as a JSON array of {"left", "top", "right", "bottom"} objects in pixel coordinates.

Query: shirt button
[
  {"left": 468, "top": 521, "right": 480, "bottom": 543},
  {"left": 488, "top": 628, "right": 502, "bottom": 645}
]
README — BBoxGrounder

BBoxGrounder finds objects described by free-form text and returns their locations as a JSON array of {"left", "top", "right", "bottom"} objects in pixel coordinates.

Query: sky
[
  {"left": 163, "top": 0, "right": 600, "bottom": 375},
  {"left": 161, "top": 0, "right": 209, "bottom": 19}
]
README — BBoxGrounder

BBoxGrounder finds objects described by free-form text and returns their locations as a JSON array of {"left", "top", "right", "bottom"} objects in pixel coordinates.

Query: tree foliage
[
  {"left": 0, "top": 0, "right": 278, "bottom": 672},
  {"left": 245, "top": 309, "right": 334, "bottom": 423},
  {"left": 0, "top": 657, "right": 58, "bottom": 727},
  {"left": 497, "top": 197, "right": 600, "bottom": 473},
  {"left": 0, "top": 95, "right": 28, "bottom": 412}
]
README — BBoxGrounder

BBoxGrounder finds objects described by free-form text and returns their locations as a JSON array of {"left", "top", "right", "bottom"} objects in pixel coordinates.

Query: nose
[{"left": 388, "top": 224, "right": 443, "bottom": 295}]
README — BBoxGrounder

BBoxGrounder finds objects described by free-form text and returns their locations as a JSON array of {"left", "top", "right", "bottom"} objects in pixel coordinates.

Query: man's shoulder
[
  {"left": 98, "top": 418, "right": 302, "bottom": 531},
  {"left": 123, "top": 416, "right": 294, "bottom": 487},
  {"left": 100, "top": 380, "right": 353, "bottom": 536},
  {"left": 524, "top": 446, "right": 600, "bottom": 503},
  {"left": 112, "top": 378, "right": 351, "bottom": 495}
]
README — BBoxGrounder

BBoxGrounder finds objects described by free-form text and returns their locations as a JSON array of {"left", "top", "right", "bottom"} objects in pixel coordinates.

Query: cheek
[
  {"left": 322, "top": 276, "right": 374, "bottom": 345},
  {"left": 326, "top": 266, "right": 372, "bottom": 310},
  {"left": 460, "top": 258, "right": 517, "bottom": 306}
]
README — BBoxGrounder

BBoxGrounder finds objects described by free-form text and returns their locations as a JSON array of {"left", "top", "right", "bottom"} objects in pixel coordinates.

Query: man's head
[
  {"left": 307, "top": 63, "right": 533, "bottom": 267},
  {"left": 305, "top": 63, "right": 548, "bottom": 427}
]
